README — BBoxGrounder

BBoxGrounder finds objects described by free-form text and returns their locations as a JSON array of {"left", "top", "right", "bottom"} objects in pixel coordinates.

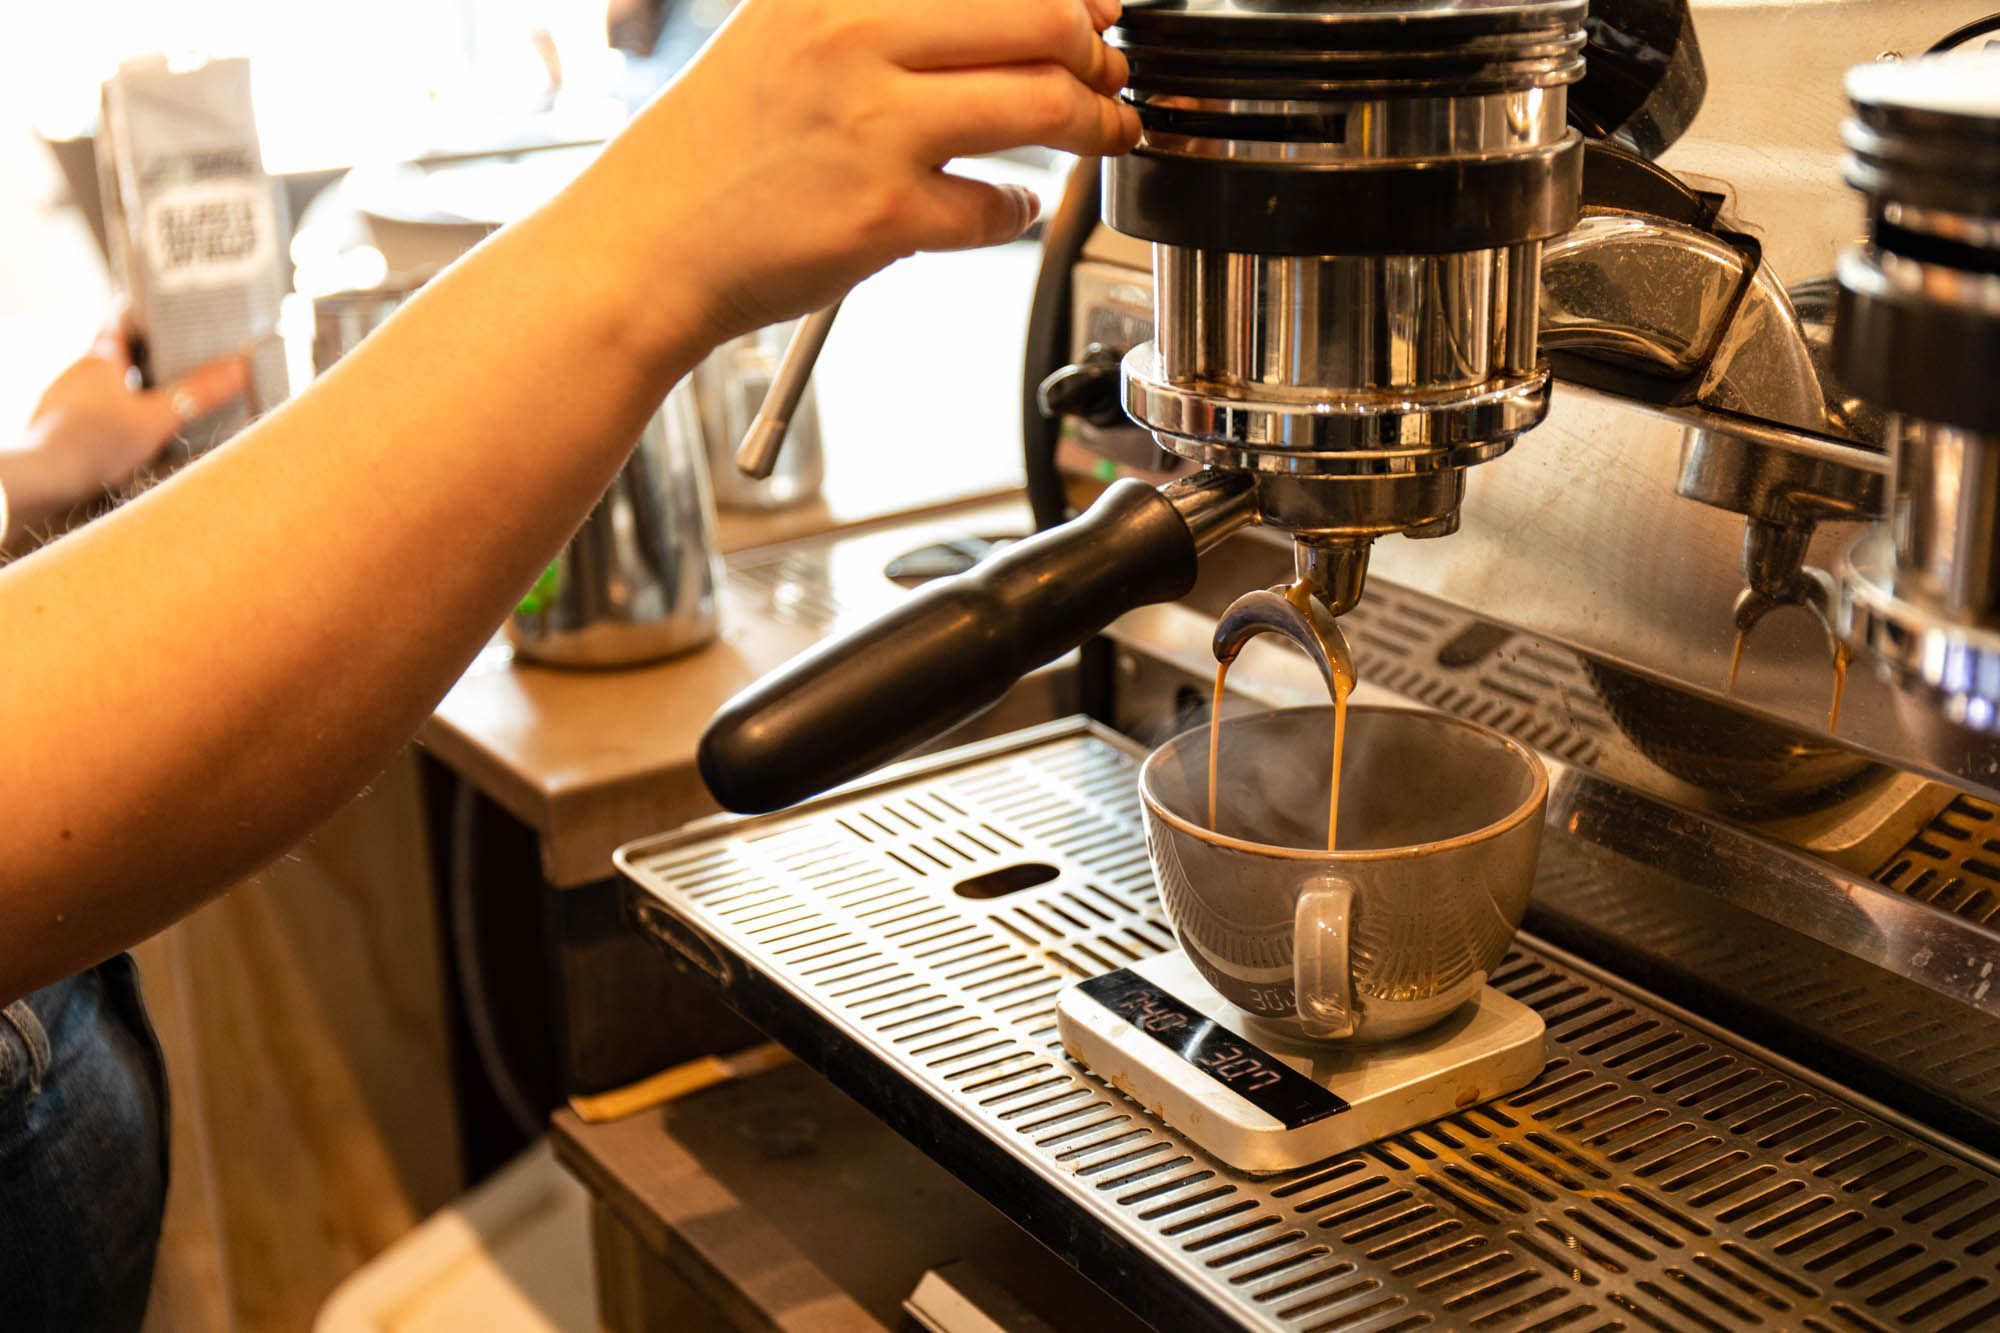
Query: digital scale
[{"left": 1057, "top": 953, "right": 1547, "bottom": 1175}]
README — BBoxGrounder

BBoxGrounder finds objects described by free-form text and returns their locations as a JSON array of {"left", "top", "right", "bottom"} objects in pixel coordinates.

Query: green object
[
  {"left": 1093, "top": 458, "right": 1120, "bottom": 482},
  {"left": 516, "top": 558, "right": 563, "bottom": 617}
]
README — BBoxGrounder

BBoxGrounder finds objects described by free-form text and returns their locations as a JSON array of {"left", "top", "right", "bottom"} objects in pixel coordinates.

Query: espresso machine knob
[{"left": 1036, "top": 344, "right": 1128, "bottom": 429}]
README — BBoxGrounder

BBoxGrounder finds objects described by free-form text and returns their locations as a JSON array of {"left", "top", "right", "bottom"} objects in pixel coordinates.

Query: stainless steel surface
[
  {"left": 507, "top": 378, "right": 723, "bottom": 667},
  {"left": 1149, "top": 243, "right": 1544, "bottom": 427},
  {"left": 1841, "top": 528, "right": 2000, "bottom": 735},
  {"left": 1875, "top": 794, "right": 2000, "bottom": 932},
  {"left": 1143, "top": 706, "right": 1546, "bottom": 1041},
  {"left": 1832, "top": 49, "right": 2000, "bottom": 736},
  {"left": 1110, "top": 1, "right": 1587, "bottom": 620},
  {"left": 1131, "top": 88, "right": 1572, "bottom": 164},
  {"left": 1163, "top": 468, "right": 1261, "bottom": 553},
  {"left": 733, "top": 302, "right": 839, "bottom": 482},
  {"left": 310, "top": 280, "right": 420, "bottom": 377},
  {"left": 1125, "top": 318, "right": 1545, "bottom": 461},
  {"left": 1892, "top": 419, "right": 2000, "bottom": 627},
  {"left": 1832, "top": 52, "right": 2000, "bottom": 732},
  {"left": 696, "top": 320, "right": 826, "bottom": 511},
  {"left": 620, "top": 725, "right": 2000, "bottom": 1331},
  {"left": 1078, "top": 229, "right": 2000, "bottom": 798},
  {"left": 1054, "top": 4, "right": 2000, "bottom": 800},
  {"left": 1540, "top": 213, "right": 1835, "bottom": 435}
]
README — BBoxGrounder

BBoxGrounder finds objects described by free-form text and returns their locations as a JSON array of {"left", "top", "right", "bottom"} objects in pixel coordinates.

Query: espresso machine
[{"left": 620, "top": 3, "right": 2000, "bottom": 1327}]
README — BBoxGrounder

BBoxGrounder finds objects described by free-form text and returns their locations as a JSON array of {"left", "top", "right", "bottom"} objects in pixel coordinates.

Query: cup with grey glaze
[{"left": 1141, "top": 705, "right": 1548, "bottom": 1043}]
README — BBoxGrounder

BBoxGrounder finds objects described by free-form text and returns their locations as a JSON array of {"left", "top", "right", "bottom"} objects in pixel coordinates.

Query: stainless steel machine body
[
  {"left": 1106, "top": 0, "right": 1590, "bottom": 609},
  {"left": 1058, "top": 3, "right": 2000, "bottom": 799},
  {"left": 1836, "top": 56, "right": 2000, "bottom": 732}
]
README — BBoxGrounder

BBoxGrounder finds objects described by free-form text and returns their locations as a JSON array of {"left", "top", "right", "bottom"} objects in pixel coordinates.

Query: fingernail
[
  {"left": 1013, "top": 185, "right": 1044, "bottom": 230},
  {"left": 1102, "top": 44, "right": 1129, "bottom": 93}
]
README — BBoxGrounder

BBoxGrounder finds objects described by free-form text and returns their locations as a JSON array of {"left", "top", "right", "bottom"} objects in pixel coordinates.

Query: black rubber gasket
[
  {"left": 1104, "top": 134, "right": 1583, "bottom": 255},
  {"left": 1836, "top": 273, "right": 2000, "bottom": 436}
]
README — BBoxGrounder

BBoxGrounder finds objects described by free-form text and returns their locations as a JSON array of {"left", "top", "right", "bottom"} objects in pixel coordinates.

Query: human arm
[{"left": 0, "top": 0, "right": 1138, "bottom": 1003}]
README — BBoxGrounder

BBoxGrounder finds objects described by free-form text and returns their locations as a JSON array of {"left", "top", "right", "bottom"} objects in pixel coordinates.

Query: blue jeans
[{"left": 0, "top": 958, "right": 169, "bottom": 1332}]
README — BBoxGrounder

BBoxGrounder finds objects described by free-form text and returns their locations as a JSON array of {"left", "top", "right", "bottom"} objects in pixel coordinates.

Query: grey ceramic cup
[{"left": 1141, "top": 705, "right": 1548, "bottom": 1043}]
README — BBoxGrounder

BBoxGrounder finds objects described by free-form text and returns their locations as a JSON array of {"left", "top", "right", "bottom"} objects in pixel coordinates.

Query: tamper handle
[
  {"left": 733, "top": 303, "right": 840, "bottom": 480},
  {"left": 699, "top": 473, "right": 1254, "bottom": 813}
]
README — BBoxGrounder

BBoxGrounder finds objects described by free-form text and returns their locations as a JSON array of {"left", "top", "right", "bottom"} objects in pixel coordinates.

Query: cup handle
[{"left": 1294, "top": 874, "right": 1356, "bottom": 1039}]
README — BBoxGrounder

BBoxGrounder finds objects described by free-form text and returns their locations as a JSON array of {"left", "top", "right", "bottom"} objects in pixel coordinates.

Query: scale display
[
  {"left": 1060, "top": 953, "right": 1548, "bottom": 1174},
  {"left": 1077, "top": 969, "right": 1348, "bottom": 1129}
]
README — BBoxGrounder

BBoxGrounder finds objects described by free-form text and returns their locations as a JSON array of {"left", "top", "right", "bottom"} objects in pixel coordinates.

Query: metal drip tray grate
[
  {"left": 619, "top": 724, "right": 2000, "bottom": 1332},
  {"left": 1876, "top": 796, "right": 2000, "bottom": 930},
  {"left": 1338, "top": 589, "right": 1611, "bottom": 768},
  {"left": 726, "top": 547, "right": 848, "bottom": 631}
]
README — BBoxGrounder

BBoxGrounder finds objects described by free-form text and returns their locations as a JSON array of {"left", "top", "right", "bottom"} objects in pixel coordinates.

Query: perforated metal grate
[
  {"left": 726, "top": 547, "right": 847, "bottom": 631},
  {"left": 1534, "top": 836, "right": 2000, "bottom": 1118},
  {"left": 622, "top": 729, "right": 2000, "bottom": 1332},
  {"left": 1339, "top": 590, "right": 1611, "bottom": 767},
  {"left": 1875, "top": 796, "right": 2000, "bottom": 931}
]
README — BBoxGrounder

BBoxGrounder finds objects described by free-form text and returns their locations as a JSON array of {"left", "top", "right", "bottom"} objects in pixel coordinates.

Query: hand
[
  {"left": 580, "top": 0, "right": 1140, "bottom": 341},
  {"left": 0, "top": 309, "right": 249, "bottom": 543}
]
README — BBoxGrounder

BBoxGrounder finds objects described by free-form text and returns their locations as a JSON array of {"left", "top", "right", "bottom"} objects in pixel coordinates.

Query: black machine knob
[{"left": 1037, "top": 344, "right": 1129, "bottom": 428}]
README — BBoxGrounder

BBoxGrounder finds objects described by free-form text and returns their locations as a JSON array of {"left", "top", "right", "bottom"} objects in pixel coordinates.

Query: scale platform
[{"left": 1057, "top": 952, "right": 1546, "bottom": 1175}]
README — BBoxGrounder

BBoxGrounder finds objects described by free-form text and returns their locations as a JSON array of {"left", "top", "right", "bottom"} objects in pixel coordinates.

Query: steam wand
[{"left": 733, "top": 302, "right": 841, "bottom": 480}]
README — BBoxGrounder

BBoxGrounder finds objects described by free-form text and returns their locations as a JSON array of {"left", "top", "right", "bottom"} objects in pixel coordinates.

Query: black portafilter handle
[{"left": 698, "top": 472, "right": 1257, "bottom": 814}]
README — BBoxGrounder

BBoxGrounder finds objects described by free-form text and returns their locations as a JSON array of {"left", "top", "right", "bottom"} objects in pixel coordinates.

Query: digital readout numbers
[{"left": 1077, "top": 970, "right": 1349, "bottom": 1129}]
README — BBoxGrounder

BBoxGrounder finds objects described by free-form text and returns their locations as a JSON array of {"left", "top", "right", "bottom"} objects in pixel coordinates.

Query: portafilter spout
[{"left": 1214, "top": 583, "right": 1357, "bottom": 708}]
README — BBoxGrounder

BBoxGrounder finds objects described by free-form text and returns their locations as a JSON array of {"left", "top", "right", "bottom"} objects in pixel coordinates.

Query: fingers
[
  {"left": 89, "top": 300, "right": 137, "bottom": 369},
  {"left": 139, "top": 356, "right": 251, "bottom": 443},
  {"left": 913, "top": 63, "right": 1140, "bottom": 162},
  {"left": 905, "top": 174, "right": 1044, "bottom": 253},
  {"left": 879, "top": 0, "right": 1127, "bottom": 95}
]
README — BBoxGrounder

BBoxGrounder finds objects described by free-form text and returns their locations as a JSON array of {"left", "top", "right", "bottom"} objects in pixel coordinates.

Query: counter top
[{"left": 423, "top": 498, "right": 1033, "bottom": 886}]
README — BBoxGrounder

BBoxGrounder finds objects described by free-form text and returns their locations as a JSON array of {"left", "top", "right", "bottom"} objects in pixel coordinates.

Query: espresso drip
[
  {"left": 1208, "top": 581, "right": 1356, "bottom": 852},
  {"left": 1724, "top": 624, "right": 1852, "bottom": 731}
]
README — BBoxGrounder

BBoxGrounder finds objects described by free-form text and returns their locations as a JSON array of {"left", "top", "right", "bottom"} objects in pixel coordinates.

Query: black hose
[
  {"left": 1927, "top": 13, "right": 2000, "bottom": 54},
  {"left": 1021, "top": 157, "right": 1103, "bottom": 533}
]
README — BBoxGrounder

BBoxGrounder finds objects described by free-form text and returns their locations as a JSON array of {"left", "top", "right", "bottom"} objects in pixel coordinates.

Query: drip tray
[{"left": 618, "top": 720, "right": 2000, "bottom": 1333}]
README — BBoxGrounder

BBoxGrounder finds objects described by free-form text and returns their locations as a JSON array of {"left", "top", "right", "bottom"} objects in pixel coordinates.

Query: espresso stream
[
  {"left": 1207, "top": 582, "right": 1355, "bottom": 851},
  {"left": 1725, "top": 626, "right": 1852, "bottom": 731}
]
